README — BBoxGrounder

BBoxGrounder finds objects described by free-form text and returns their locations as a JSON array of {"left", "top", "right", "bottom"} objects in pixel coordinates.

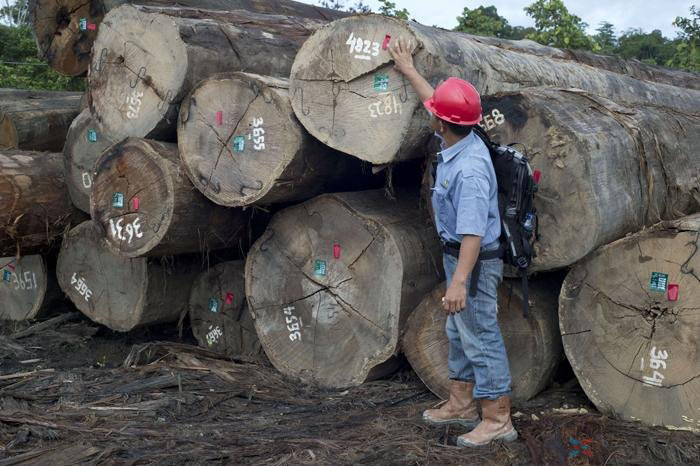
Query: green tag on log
[
  {"left": 314, "top": 260, "right": 327, "bottom": 276},
  {"left": 649, "top": 272, "right": 668, "bottom": 292},
  {"left": 87, "top": 129, "right": 97, "bottom": 142},
  {"left": 2, "top": 270, "right": 11, "bottom": 283},
  {"left": 233, "top": 136, "right": 245, "bottom": 152},
  {"left": 112, "top": 192, "right": 124, "bottom": 208},
  {"left": 208, "top": 298, "right": 219, "bottom": 313},
  {"left": 373, "top": 74, "right": 389, "bottom": 91}
]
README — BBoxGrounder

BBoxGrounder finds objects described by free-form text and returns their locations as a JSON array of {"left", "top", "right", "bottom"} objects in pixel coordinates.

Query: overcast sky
[{"left": 303, "top": 1, "right": 695, "bottom": 38}]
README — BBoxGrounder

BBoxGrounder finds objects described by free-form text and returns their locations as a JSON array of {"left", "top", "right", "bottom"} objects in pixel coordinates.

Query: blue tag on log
[
  {"left": 649, "top": 272, "right": 668, "bottom": 292},
  {"left": 208, "top": 298, "right": 219, "bottom": 313},
  {"left": 314, "top": 260, "right": 327, "bottom": 276},
  {"left": 112, "top": 192, "right": 124, "bottom": 208},
  {"left": 233, "top": 136, "right": 245, "bottom": 152}
]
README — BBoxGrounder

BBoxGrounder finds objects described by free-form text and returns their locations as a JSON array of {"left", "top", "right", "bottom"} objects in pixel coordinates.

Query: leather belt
[{"left": 441, "top": 241, "right": 504, "bottom": 297}]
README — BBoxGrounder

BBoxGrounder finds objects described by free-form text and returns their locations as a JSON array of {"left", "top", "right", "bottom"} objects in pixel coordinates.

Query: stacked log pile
[{"left": 0, "top": 5, "right": 695, "bottom": 431}]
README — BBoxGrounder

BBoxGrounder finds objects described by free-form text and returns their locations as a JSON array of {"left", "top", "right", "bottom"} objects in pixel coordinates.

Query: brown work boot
[
  {"left": 422, "top": 380, "right": 480, "bottom": 429},
  {"left": 456, "top": 395, "right": 518, "bottom": 447}
]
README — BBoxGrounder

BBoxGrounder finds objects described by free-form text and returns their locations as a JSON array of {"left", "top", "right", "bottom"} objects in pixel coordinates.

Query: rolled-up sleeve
[{"left": 454, "top": 174, "right": 490, "bottom": 238}]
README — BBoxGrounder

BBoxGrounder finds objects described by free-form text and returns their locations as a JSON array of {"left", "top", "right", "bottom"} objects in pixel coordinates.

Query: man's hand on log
[
  {"left": 442, "top": 281, "right": 467, "bottom": 314},
  {"left": 389, "top": 37, "right": 415, "bottom": 75}
]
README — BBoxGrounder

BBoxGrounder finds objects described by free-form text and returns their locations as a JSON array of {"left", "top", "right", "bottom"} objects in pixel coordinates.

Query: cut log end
[
  {"left": 178, "top": 73, "right": 301, "bottom": 206},
  {"left": 57, "top": 221, "right": 148, "bottom": 331},
  {"left": 189, "top": 261, "right": 266, "bottom": 361},
  {"left": 290, "top": 15, "right": 420, "bottom": 164},
  {"left": 29, "top": 0, "right": 103, "bottom": 76},
  {"left": 91, "top": 138, "right": 175, "bottom": 257},
  {"left": 560, "top": 214, "right": 700, "bottom": 432},
  {"left": 245, "top": 190, "right": 441, "bottom": 388},
  {"left": 0, "top": 114, "right": 18, "bottom": 150},
  {"left": 402, "top": 279, "right": 562, "bottom": 402},
  {"left": 0, "top": 255, "right": 49, "bottom": 321}
]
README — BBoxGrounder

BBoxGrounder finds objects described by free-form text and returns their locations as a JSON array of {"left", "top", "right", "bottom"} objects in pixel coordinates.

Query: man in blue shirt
[{"left": 390, "top": 38, "right": 517, "bottom": 447}]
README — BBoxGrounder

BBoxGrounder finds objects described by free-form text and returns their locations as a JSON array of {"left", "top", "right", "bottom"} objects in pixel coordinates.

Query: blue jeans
[{"left": 443, "top": 250, "right": 512, "bottom": 400}]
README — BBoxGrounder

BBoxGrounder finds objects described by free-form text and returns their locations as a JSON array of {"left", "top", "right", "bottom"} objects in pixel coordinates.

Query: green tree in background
[
  {"left": 668, "top": 6, "right": 700, "bottom": 72},
  {"left": 524, "top": 0, "right": 593, "bottom": 50},
  {"left": 0, "top": 0, "right": 29, "bottom": 26},
  {"left": 378, "top": 0, "right": 409, "bottom": 20},
  {"left": 317, "top": 0, "right": 372, "bottom": 13},
  {"left": 455, "top": 6, "right": 512, "bottom": 37},
  {"left": 616, "top": 29, "right": 676, "bottom": 65},
  {"left": 593, "top": 21, "right": 617, "bottom": 54}
]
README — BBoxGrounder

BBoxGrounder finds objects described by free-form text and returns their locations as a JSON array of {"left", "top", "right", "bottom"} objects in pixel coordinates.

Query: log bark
[
  {"left": 289, "top": 14, "right": 700, "bottom": 164},
  {"left": 401, "top": 278, "right": 562, "bottom": 402},
  {"left": 0, "top": 255, "right": 54, "bottom": 321},
  {"left": 0, "top": 151, "right": 80, "bottom": 256},
  {"left": 189, "top": 260, "right": 266, "bottom": 362},
  {"left": 178, "top": 72, "right": 360, "bottom": 207},
  {"left": 56, "top": 221, "right": 198, "bottom": 331},
  {"left": 29, "top": 0, "right": 346, "bottom": 77},
  {"left": 0, "top": 89, "right": 82, "bottom": 151},
  {"left": 64, "top": 109, "right": 118, "bottom": 213},
  {"left": 479, "top": 87, "right": 700, "bottom": 272},
  {"left": 463, "top": 35, "right": 700, "bottom": 91},
  {"left": 88, "top": 5, "right": 327, "bottom": 141},
  {"left": 91, "top": 138, "right": 248, "bottom": 258},
  {"left": 245, "top": 190, "right": 443, "bottom": 388},
  {"left": 559, "top": 214, "right": 700, "bottom": 432}
]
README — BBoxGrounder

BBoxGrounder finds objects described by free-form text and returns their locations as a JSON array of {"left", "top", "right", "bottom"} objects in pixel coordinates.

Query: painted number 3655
[{"left": 252, "top": 117, "right": 265, "bottom": 151}]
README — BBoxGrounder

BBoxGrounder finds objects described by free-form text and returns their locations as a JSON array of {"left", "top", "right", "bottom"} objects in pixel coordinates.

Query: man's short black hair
[{"left": 442, "top": 118, "right": 475, "bottom": 137}]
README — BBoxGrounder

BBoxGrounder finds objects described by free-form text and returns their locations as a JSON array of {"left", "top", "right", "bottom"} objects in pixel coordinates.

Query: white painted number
[
  {"left": 70, "top": 273, "right": 93, "bottom": 302},
  {"left": 642, "top": 346, "right": 668, "bottom": 387},
  {"left": 82, "top": 172, "right": 92, "bottom": 189},
  {"left": 346, "top": 32, "right": 381, "bottom": 60},
  {"left": 283, "top": 305, "right": 302, "bottom": 342},
  {"left": 369, "top": 93, "right": 402, "bottom": 118},
  {"left": 109, "top": 217, "right": 144, "bottom": 244},
  {"left": 478, "top": 109, "right": 506, "bottom": 131},
  {"left": 13, "top": 271, "right": 38, "bottom": 291},
  {"left": 252, "top": 117, "right": 265, "bottom": 151},
  {"left": 205, "top": 325, "right": 223, "bottom": 346},
  {"left": 125, "top": 90, "right": 144, "bottom": 120}
]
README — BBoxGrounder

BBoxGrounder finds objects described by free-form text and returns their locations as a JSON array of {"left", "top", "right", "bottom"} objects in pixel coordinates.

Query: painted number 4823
[{"left": 346, "top": 32, "right": 380, "bottom": 58}]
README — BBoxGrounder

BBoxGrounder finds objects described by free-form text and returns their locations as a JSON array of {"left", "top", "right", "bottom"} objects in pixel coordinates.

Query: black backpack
[{"left": 473, "top": 125, "right": 538, "bottom": 318}]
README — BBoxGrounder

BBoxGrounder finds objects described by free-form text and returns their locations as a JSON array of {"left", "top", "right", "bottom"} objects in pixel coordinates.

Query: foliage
[
  {"left": 524, "top": 0, "right": 593, "bottom": 50},
  {"left": 616, "top": 28, "right": 676, "bottom": 65},
  {"left": 377, "top": 0, "right": 409, "bottom": 20},
  {"left": 593, "top": 21, "right": 616, "bottom": 54},
  {"left": 668, "top": 6, "right": 700, "bottom": 72},
  {"left": 455, "top": 6, "right": 510, "bottom": 38},
  {"left": 0, "top": 25, "right": 85, "bottom": 91},
  {"left": 0, "top": 0, "right": 29, "bottom": 27},
  {"left": 317, "top": 0, "right": 371, "bottom": 13}
]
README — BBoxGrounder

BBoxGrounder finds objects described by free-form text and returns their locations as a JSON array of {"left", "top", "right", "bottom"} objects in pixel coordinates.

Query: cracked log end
[
  {"left": 402, "top": 278, "right": 563, "bottom": 402},
  {"left": 289, "top": 15, "right": 421, "bottom": 164},
  {"left": 244, "top": 190, "right": 441, "bottom": 388},
  {"left": 559, "top": 213, "right": 700, "bottom": 432},
  {"left": 189, "top": 260, "right": 266, "bottom": 362},
  {"left": 64, "top": 109, "right": 116, "bottom": 213},
  {"left": 29, "top": 0, "right": 105, "bottom": 76},
  {"left": 0, "top": 255, "right": 49, "bottom": 321}
]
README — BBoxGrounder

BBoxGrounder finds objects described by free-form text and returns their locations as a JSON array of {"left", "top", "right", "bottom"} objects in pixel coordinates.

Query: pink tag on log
[
  {"left": 87, "top": 23, "right": 96, "bottom": 30},
  {"left": 132, "top": 197, "right": 140, "bottom": 210},
  {"left": 7, "top": 264, "right": 15, "bottom": 271},
  {"left": 382, "top": 35, "right": 391, "bottom": 50},
  {"left": 225, "top": 292, "right": 234, "bottom": 305},
  {"left": 333, "top": 243, "right": 341, "bottom": 259},
  {"left": 667, "top": 284, "right": 679, "bottom": 301},
  {"left": 534, "top": 170, "right": 542, "bottom": 183},
  {"left": 216, "top": 111, "right": 223, "bottom": 126}
]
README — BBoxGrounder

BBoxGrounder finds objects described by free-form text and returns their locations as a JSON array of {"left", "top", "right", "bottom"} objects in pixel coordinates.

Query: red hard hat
[{"left": 423, "top": 77, "right": 482, "bottom": 125}]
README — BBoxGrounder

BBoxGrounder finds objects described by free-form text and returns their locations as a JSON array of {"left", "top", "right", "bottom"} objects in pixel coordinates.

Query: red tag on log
[
  {"left": 382, "top": 35, "right": 391, "bottom": 50},
  {"left": 533, "top": 170, "right": 541, "bottom": 183},
  {"left": 87, "top": 23, "right": 96, "bottom": 31},
  {"left": 7, "top": 264, "right": 15, "bottom": 271},
  {"left": 225, "top": 292, "right": 234, "bottom": 305},
  {"left": 216, "top": 111, "right": 223, "bottom": 126},
  {"left": 667, "top": 284, "right": 679, "bottom": 301},
  {"left": 333, "top": 243, "right": 341, "bottom": 259},
  {"left": 132, "top": 197, "right": 140, "bottom": 210}
]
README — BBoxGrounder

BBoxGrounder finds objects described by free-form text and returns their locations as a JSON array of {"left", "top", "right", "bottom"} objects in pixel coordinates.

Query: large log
[
  {"left": 189, "top": 260, "right": 266, "bottom": 361},
  {"left": 245, "top": 190, "right": 443, "bottom": 388},
  {"left": 0, "top": 255, "right": 56, "bottom": 321},
  {"left": 88, "top": 5, "right": 327, "bottom": 141},
  {"left": 64, "top": 109, "right": 118, "bottom": 213},
  {"left": 479, "top": 87, "right": 700, "bottom": 272},
  {"left": 56, "top": 221, "right": 197, "bottom": 331},
  {"left": 289, "top": 14, "right": 700, "bottom": 164},
  {"left": 0, "top": 89, "right": 82, "bottom": 151},
  {"left": 28, "top": 0, "right": 346, "bottom": 77},
  {"left": 0, "top": 151, "right": 79, "bottom": 256},
  {"left": 178, "top": 72, "right": 359, "bottom": 207},
  {"left": 91, "top": 138, "right": 248, "bottom": 258},
  {"left": 559, "top": 214, "right": 700, "bottom": 432},
  {"left": 401, "top": 278, "right": 563, "bottom": 402},
  {"left": 465, "top": 35, "right": 700, "bottom": 91}
]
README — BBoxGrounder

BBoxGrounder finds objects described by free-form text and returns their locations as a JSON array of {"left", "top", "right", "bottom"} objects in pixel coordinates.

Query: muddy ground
[{"left": 0, "top": 307, "right": 698, "bottom": 466}]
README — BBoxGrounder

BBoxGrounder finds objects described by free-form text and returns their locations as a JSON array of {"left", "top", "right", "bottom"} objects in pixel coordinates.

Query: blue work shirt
[{"left": 431, "top": 130, "right": 501, "bottom": 248}]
